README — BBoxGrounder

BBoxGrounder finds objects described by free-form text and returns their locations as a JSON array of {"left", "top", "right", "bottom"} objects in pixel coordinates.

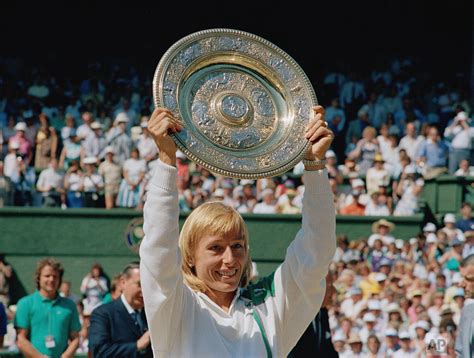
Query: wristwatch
[{"left": 302, "top": 158, "right": 327, "bottom": 167}]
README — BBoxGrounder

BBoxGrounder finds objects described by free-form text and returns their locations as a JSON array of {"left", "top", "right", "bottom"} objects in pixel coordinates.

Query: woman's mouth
[{"left": 216, "top": 269, "right": 238, "bottom": 278}]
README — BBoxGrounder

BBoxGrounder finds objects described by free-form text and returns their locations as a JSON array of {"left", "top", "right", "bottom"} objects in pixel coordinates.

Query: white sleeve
[
  {"left": 270, "top": 168, "right": 336, "bottom": 353},
  {"left": 140, "top": 160, "right": 185, "bottom": 353}
]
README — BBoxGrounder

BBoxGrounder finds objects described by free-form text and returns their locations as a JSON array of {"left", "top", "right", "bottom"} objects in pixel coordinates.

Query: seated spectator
[
  {"left": 325, "top": 150, "right": 343, "bottom": 184},
  {"left": 253, "top": 188, "right": 277, "bottom": 214},
  {"left": 462, "top": 231, "right": 474, "bottom": 258},
  {"left": 344, "top": 178, "right": 370, "bottom": 207},
  {"left": 454, "top": 159, "right": 474, "bottom": 176},
  {"left": 368, "top": 219, "right": 396, "bottom": 247},
  {"left": 348, "top": 126, "right": 380, "bottom": 175},
  {"left": 277, "top": 189, "right": 301, "bottom": 214},
  {"left": 340, "top": 188, "right": 366, "bottom": 215},
  {"left": 399, "top": 122, "right": 424, "bottom": 162},
  {"left": 393, "top": 165, "right": 424, "bottom": 216},
  {"left": 338, "top": 157, "right": 360, "bottom": 178},
  {"left": 415, "top": 126, "right": 449, "bottom": 179},
  {"left": 340, "top": 332, "right": 363, "bottom": 357},
  {"left": 0, "top": 254, "right": 12, "bottom": 306},
  {"left": 456, "top": 202, "right": 474, "bottom": 233},
  {"left": 36, "top": 158, "right": 65, "bottom": 208},
  {"left": 365, "top": 191, "right": 390, "bottom": 216},
  {"left": 441, "top": 213, "right": 465, "bottom": 243},
  {"left": 366, "top": 153, "right": 390, "bottom": 195},
  {"left": 59, "top": 280, "right": 80, "bottom": 303},
  {"left": 8, "top": 122, "right": 32, "bottom": 165}
]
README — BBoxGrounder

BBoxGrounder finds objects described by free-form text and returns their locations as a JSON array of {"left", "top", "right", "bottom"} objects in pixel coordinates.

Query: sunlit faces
[
  {"left": 193, "top": 232, "right": 248, "bottom": 299},
  {"left": 39, "top": 265, "right": 61, "bottom": 298}
]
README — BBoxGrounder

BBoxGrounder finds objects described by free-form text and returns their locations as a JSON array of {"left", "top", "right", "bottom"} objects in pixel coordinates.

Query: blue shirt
[{"left": 416, "top": 140, "right": 449, "bottom": 168}]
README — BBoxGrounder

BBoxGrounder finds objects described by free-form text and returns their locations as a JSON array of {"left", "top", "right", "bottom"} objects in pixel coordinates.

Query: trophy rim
[{"left": 153, "top": 28, "right": 317, "bottom": 179}]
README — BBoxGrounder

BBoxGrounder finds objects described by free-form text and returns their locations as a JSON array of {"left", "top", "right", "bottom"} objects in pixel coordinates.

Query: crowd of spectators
[
  {"left": 0, "top": 201, "right": 473, "bottom": 355},
  {"left": 0, "top": 56, "right": 473, "bottom": 214}
]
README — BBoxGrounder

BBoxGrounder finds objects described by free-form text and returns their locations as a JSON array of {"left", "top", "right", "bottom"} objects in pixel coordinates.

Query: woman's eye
[
  {"left": 233, "top": 243, "right": 243, "bottom": 249},
  {"left": 210, "top": 246, "right": 221, "bottom": 252}
]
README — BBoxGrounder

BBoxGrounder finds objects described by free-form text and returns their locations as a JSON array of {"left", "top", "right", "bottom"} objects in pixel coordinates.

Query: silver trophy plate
[{"left": 153, "top": 28, "right": 318, "bottom": 179}]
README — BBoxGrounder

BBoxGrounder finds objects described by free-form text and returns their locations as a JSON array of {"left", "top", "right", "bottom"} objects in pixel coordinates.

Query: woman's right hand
[{"left": 147, "top": 108, "right": 183, "bottom": 166}]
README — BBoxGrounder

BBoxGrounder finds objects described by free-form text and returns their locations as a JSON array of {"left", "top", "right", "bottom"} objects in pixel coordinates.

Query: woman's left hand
[{"left": 304, "top": 106, "right": 334, "bottom": 160}]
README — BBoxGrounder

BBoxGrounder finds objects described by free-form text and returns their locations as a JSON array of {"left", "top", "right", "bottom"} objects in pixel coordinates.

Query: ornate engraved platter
[{"left": 153, "top": 28, "right": 318, "bottom": 179}]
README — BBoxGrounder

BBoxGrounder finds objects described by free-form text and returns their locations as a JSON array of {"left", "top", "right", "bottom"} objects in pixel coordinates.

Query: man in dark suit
[
  {"left": 89, "top": 262, "right": 152, "bottom": 357},
  {"left": 288, "top": 271, "right": 339, "bottom": 357}
]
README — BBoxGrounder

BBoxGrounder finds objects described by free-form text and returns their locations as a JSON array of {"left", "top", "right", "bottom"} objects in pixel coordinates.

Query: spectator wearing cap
[
  {"left": 347, "top": 126, "right": 380, "bottom": 175},
  {"left": 393, "top": 330, "right": 416, "bottom": 357},
  {"left": 368, "top": 219, "right": 396, "bottom": 247},
  {"left": 324, "top": 150, "right": 343, "bottom": 184},
  {"left": 239, "top": 179, "right": 257, "bottom": 211},
  {"left": 386, "top": 302, "right": 404, "bottom": 329},
  {"left": 106, "top": 114, "right": 132, "bottom": 166},
  {"left": 451, "top": 287, "right": 465, "bottom": 326},
  {"left": 98, "top": 147, "right": 122, "bottom": 209},
  {"left": 113, "top": 99, "right": 138, "bottom": 132},
  {"left": 366, "top": 153, "right": 390, "bottom": 195},
  {"left": 441, "top": 213, "right": 465, "bottom": 243},
  {"left": 82, "top": 156, "right": 105, "bottom": 208},
  {"left": 341, "top": 286, "right": 366, "bottom": 320},
  {"left": 380, "top": 327, "right": 400, "bottom": 357},
  {"left": 252, "top": 188, "right": 277, "bottom": 214},
  {"left": 340, "top": 332, "right": 363, "bottom": 358},
  {"left": 407, "top": 290, "right": 423, "bottom": 323},
  {"left": 218, "top": 180, "right": 235, "bottom": 207},
  {"left": 359, "top": 312, "right": 379, "bottom": 344},
  {"left": 415, "top": 125, "right": 449, "bottom": 179},
  {"left": 117, "top": 148, "right": 146, "bottom": 209},
  {"left": 331, "top": 330, "right": 347, "bottom": 356},
  {"left": 340, "top": 181, "right": 366, "bottom": 215},
  {"left": 9, "top": 122, "right": 32, "bottom": 165},
  {"left": 412, "top": 320, "right": 430, "bottom": 352},
  {"left": 82, "top": 121, "right": 107, "bottom": 161},
  {"left": 136, "top": 122, "right": 158, "bottom": 163},
  {"left": 59, "top": 128, "right": 83, "bottom": 170},
  {"left": 64, "top": 160, "right": 84, "bottom": 208},
  {"left": 443, "top": 111, "right": 474, "bottom": 174},
  {"left": 457, "top": 202, "right": 474, "bottom": 233},
  {"left": 393, "top": 165, "right": 424, "bottom": 216},
  {"left": 423, "top": 222, "right": 437, "bottom": 235}
]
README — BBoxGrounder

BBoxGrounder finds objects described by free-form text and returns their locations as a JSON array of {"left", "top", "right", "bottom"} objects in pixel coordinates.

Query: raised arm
[
  {"left": 271, "top": 106, "right": 337, "bottom": 353},
  {"left": 139, "top": 108, "right": 185, "bottom": 353}
]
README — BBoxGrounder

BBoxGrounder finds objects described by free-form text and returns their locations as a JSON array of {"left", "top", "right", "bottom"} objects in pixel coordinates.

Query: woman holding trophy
[{"left": 140, "top": 103, "right": 335, "bottom": 357}]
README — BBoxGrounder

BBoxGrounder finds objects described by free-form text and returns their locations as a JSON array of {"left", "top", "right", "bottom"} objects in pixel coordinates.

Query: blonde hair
[
  {"left": 179, "top": 201, "right": 253, "bottom": 292},
  {"left": 362, "top": 126, "right": 377, "bottom": 139}
]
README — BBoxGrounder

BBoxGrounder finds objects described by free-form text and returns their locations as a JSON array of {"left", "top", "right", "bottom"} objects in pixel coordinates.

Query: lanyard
[{"left": 251, "top": 308, "right": 272, "bottom": 358}]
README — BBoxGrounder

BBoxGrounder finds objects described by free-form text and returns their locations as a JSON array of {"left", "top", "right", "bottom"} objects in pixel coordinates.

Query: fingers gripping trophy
[{"left": 140, "top": 29, "right": 336, "bottom": 358}]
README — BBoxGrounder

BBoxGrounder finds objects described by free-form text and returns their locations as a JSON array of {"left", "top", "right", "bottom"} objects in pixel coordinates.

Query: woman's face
[{"left": 193, "top": 232, "right": 248, "bottom": 299}]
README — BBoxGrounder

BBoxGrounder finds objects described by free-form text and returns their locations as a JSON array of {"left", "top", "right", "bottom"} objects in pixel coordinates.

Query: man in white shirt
[
  {"left": 444, "top": 111, "right": 474, "bottom": 174},
  {"left": 399, "top": 122, "right": 424, "bottom": 161},
  {"left": 36, "top": 158, "right": 64, "bottom": 207},
  {"left": 253, "top": 188, "right": 277, "bottom": 214}
]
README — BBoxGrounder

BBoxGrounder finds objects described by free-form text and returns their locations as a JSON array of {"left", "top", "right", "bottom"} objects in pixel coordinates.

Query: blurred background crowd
[{"left": 0, "top": 55, "right": 472, "bottom": 216}]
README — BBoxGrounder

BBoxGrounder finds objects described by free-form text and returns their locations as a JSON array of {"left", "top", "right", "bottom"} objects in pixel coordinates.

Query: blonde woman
[{"left": 140, "top": 106, "right": 335, "bottom": 357}]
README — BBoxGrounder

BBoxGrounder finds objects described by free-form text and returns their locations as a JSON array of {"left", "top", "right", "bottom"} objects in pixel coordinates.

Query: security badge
[{"left": 45, "top": 335, "right": 56, "bottom": 348}]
